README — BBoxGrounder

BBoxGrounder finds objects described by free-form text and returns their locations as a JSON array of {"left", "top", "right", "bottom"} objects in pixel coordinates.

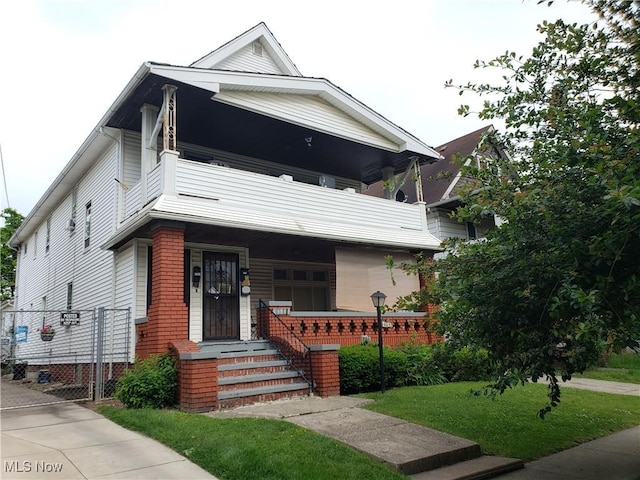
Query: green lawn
[
  {"left": 577, "top": 352, "right": 640, "bottom": 384},
  {"left": 360, "top": 381, "right": 640, "bottom": 461},
  {"left": 101, "top": 379, "right": 640, "bottom": 479},
  {"left": 99, "top": 407, "right": 405, "bottom": 480}
]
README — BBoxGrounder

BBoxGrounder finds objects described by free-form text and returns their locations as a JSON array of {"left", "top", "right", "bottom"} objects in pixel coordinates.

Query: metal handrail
[{"left": 258, "top": 300, "right": 314, "bottom": 393}]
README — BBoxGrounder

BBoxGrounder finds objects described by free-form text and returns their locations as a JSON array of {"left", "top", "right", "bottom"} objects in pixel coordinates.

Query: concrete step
[
  {"left": 218, "top": 359, "right": 289, "bottom": 372},
  {"left": 199, "top": 340, "right": 274, "bottom": 357},
  {"left": 409, "top": 456, "right": 524, "bottom": 480},
  {"left": 218, "top": 382, "right": 311, "bottom": 401},
  {"left": 218, "top": 370, "right": 301, "bottom": 386}
]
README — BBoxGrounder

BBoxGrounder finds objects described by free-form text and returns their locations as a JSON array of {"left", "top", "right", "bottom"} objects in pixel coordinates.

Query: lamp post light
[{"left": 370, "top": 290, "right": 387, "bottom": 393}]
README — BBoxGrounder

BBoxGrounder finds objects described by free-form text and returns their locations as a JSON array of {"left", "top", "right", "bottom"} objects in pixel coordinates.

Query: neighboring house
[
  {"left": 7, "top": 23, "right": 444, "bottom": 409},
  {"left": 365, "top": 125, "right": 504, "bottom": 243}
]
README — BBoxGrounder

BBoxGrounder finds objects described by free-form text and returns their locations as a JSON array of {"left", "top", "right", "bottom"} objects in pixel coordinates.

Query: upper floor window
[
  {"left": 466, "top": 221, "right": 477, "bottom": 240},
  {"left": 33, "top": 231, "right": 38, "bottom": 258},
  {"left": 71, "top": 189, "right": 78, "bottom": 221},
  {"left": 45, "top": 218, "right": 51, "bottom": 254},
  {"left": 84, "top": 201, "right": 92, "bottom": 248},
  {"left": 66, "top": 282, "right": 73, "bottom": 310}
]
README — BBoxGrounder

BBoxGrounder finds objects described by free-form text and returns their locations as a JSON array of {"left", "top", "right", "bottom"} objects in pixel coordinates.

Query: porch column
[{"left": 140, "top": 222, "right": 188, "bottom": 358}]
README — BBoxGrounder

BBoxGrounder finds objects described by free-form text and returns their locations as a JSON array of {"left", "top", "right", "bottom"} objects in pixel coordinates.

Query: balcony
[{"left": 120, "top": 153, "right": 439, "bottom": 250}]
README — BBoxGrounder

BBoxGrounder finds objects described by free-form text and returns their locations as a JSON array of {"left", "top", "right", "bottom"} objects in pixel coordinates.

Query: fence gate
[{"left": 0, "top": 308, "right": 131, "bottom": 410}]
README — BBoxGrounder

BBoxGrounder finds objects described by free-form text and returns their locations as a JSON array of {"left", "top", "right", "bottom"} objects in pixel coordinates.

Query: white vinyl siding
[
  {"left": 13, "top": 143, "right": 119, "bottom": 358},
  {"left": 212, "top": 42, "right": 283, "bottom": 75},
  {"left": 135, "top": 241, "right": 149, "bottom": 320},
  {"left": 214, "top": 91, "right": 399, "bottom": 151},
  {"left": 122, "top": 131, "right": 142, "bottom": 185},
  {"left": 114, "top": 244, "right": 135, "bottom": 310}
]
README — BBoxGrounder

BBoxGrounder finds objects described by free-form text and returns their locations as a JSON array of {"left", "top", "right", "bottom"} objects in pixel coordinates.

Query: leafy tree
[
  {"left": 396, "top": 0, "right": 640, "bottom": 417},
  {"left": 1, "top": 208, "right": 24, "bottom": 301}
]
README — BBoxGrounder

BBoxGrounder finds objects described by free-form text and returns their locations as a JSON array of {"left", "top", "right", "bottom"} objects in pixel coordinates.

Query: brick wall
[
  {"left": 137, "top": 224, "right": 189, "bottom": 359},
  {"left": 310, "top": 346, "right": 340, "bottom": 397},
  {"left": 169, "top": 340, "right": 218, "bottom": 412},
  {"left": 259, "top": 306, "right": 442, "bottom": 348}
]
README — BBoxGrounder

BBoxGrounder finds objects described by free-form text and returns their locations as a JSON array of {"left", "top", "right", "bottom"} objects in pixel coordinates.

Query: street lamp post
[{"left": 370, "top": 290, "right": 387, "bottom": 393}]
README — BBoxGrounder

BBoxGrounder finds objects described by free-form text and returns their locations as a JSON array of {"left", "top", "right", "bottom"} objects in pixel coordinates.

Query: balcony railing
[{"left": 121, "top": 155, "right": 431, "bottom": 245}]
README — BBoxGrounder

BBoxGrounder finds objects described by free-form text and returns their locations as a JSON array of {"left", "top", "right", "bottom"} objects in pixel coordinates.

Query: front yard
[{"left": 100, "top": 380, "right": 640, "bottom": 479}]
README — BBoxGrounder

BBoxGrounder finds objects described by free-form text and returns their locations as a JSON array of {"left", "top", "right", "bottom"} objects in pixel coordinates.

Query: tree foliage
[
  {"left": 397, "top": 0, "right": 640, "bottom": 417},
  {"left": 1, "top": 208, "right": 24, "bottom": 301}
]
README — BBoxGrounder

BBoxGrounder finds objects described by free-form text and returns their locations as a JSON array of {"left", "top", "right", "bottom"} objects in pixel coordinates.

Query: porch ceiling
[{"left": 106, "top": 74, "right": 433, "bottom": 185}]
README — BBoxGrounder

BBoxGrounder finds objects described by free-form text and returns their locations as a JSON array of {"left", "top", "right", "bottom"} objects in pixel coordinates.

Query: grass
[
  {"left": 100, "top": 373, "right": 640, "bottom": 477},
  {"left": 99, "top": 407, "right": 405, "bottom": 480},
  {"left": 360, "top": 381, "right": 640, "bottom": 461},
  {"left": 577, "top": 352, "right": 640, "bottom": 384}
]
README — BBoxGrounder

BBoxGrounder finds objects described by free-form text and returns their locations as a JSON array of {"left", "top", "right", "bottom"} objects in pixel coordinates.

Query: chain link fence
[{"left": 1, "top": 308, "right": 131, "bottom": 410}]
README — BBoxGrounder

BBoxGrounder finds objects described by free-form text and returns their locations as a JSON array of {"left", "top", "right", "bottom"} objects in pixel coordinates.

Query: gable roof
[
  {"left": 364, "top": 125, "right": 494, "bottom": 204},
  {"left": 10, "top": 23, "right": 441, "bottom": 247},
  {"left": 190, "top": 22, "right": 302, "bottom": 76}
]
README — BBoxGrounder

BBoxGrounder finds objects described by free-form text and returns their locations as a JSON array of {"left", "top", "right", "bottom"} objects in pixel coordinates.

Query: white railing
[
  {"left": 123, "top": 182, "right": 141, "bottom": 219},
  {"left": 175, "top": 159, "right": 425, "bottom": 231},
  {"left": 122, "top": 164, "right": 163, "bottom": 221},
  {"left": 121, "top": 157, "right": 428, "bottom": 234}
]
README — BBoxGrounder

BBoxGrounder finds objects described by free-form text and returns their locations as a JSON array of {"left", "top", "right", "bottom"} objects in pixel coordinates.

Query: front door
[{"left": 203, "top": 251, "right": 240, "bottom": 340}]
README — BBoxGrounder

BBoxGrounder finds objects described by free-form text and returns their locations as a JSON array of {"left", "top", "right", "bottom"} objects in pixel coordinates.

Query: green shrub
[
  {"left": 338, "top": 344, "right": 408, "bottom": 394},
  {"left": 396, "top": 343, "right": 446, "bottom": 386},
  {"left": 114, "top": 353, "right": 177, "bottom": 409},
  {"left": 431, "top": 343, "right": 493, "bottom": 381}
]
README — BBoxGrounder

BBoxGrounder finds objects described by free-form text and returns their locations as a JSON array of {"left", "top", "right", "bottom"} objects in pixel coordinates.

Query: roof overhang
[
  {"left": 11, "top": 62, "right": 443, "bottom": 247},
  {"left": 101, "top": 194, "right": 442, "bottom": 252}
]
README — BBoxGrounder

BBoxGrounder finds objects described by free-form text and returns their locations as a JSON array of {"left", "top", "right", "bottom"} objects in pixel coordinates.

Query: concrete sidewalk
[{"left": 1, "top": 402, "right": 217, "bottom": 479}]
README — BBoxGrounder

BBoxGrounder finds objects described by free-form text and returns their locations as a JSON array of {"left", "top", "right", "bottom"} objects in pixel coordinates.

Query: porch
[{"left": 169, "top": 301, "right": 440, "bottom": 412}]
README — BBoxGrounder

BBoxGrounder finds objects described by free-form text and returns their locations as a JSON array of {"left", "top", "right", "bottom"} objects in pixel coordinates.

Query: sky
[{"left": 0, "top": 0, "right": 597, "bottom": 218}]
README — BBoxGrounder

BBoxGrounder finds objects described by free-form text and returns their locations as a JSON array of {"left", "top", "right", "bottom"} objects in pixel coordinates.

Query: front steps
[{"left": 199, "top": 340, "right": 312, "bottom": 409}]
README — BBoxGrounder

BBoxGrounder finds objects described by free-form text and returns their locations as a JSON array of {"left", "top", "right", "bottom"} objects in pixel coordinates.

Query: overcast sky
[{"left": 0, "top": 0, "right": 596, "bottom": 217}]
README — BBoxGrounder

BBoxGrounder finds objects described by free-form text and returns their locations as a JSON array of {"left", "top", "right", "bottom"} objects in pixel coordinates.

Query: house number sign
[{"left": 60, "top": 312, "right": 81, "bottom": 326}]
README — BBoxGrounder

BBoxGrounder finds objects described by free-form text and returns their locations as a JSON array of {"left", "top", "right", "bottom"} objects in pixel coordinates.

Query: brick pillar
[
  {"left": 138, "top": 223, "right": 188, "bottom": 359},
  {"left": 309, "top": 344, "right": 340, "bottom": 397},
  {"left": 169, "top": 340, "right": 218, "bottom": 412}
]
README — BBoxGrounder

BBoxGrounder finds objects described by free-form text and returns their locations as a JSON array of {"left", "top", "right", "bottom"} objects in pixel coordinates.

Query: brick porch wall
[
  {"left": 137, "top": 224, "right": 189, "bottom": 359},
  {"left": 259, "top": 306, "right": 442, "bottom": 348},
  {"left": 258, "top": 305, "right": 442, "bottom": 398},
  {"left": 169, "top": 340, "right": 218, "bottom": 412}
]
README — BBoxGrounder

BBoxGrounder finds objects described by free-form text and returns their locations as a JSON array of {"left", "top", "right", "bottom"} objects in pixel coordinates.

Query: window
[
  {"left": 42, "top": 296, "right": 47, "bottom": 327},
  {"left": 273, "top": 268, "right": 330, "bottom": 311},
  {"left": 252, "top": 42, "right": 263, "bottom": 56},
  {"left": 45, "top": 218, "right": 51, "bottom": 254},
  {"left": 466, "top": 221, "right": 477, "bottom": 240},
  {"left": 33, "top": 231, "right": 38, "bottom": 258},
  {"left": 66, "top": 283, "right": 73, "bottom": 310},
  {"left": 84, "top": 201, "right": 91, "bottom": 248},
  {"left": 71, "top": 189, "right": 77, "bottom": 221},
  {"left": 23, "top": 241, "right": 27, "bottom": 256}
]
